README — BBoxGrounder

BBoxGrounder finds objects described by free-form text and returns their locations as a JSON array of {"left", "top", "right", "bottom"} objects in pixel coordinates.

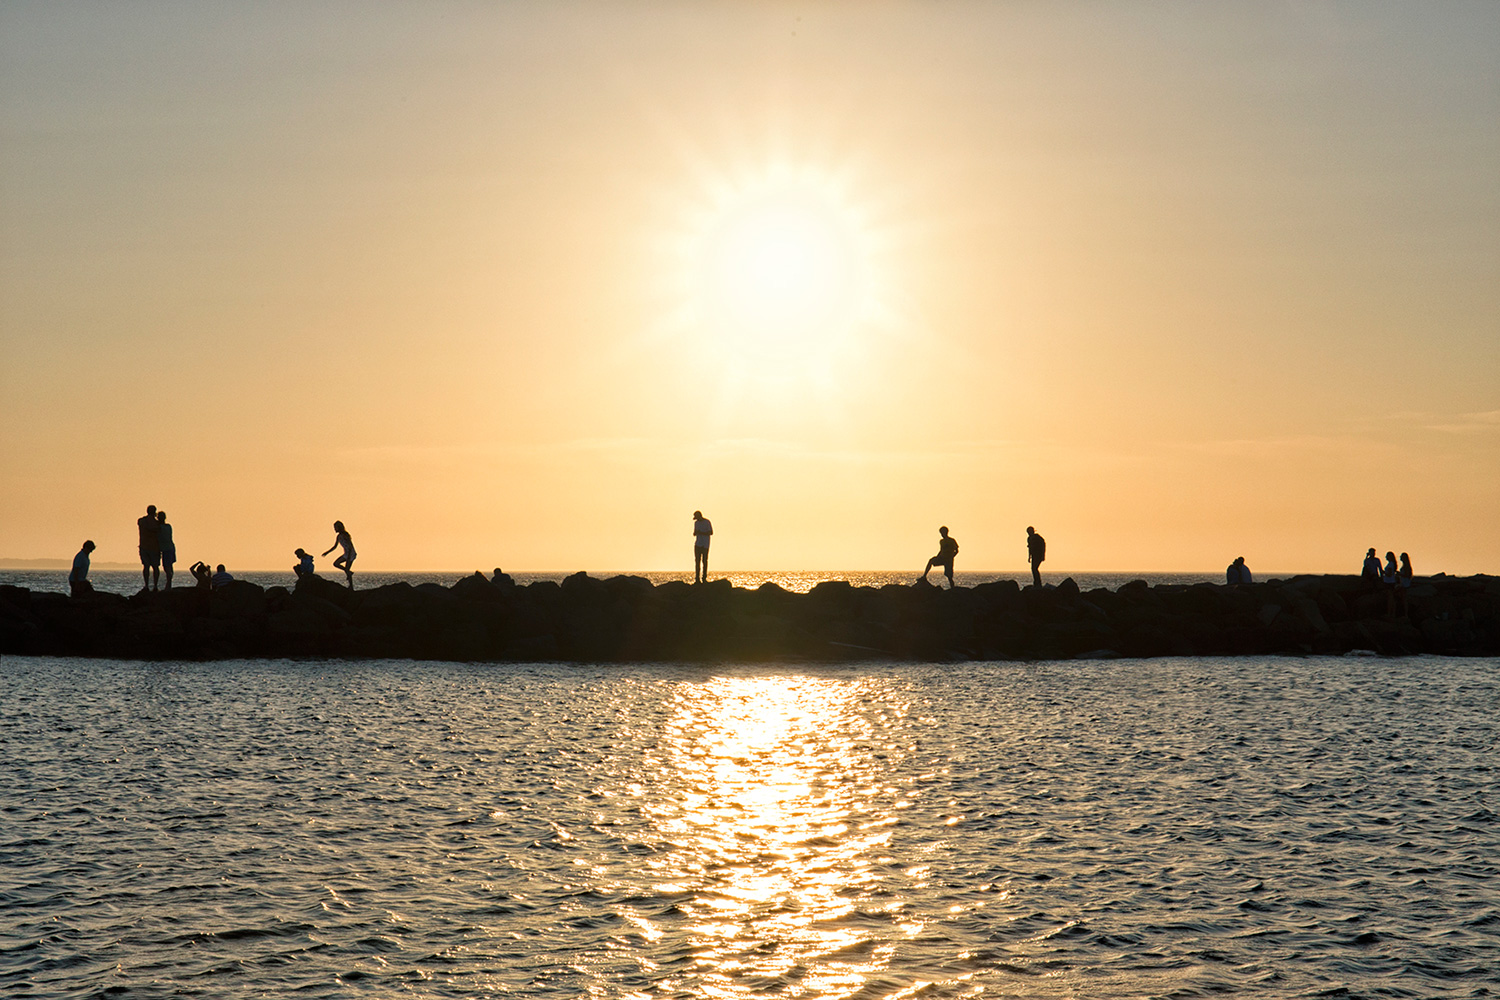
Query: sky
[{"left": 2, "top": 1, "right": 1497, "bottom": 574}]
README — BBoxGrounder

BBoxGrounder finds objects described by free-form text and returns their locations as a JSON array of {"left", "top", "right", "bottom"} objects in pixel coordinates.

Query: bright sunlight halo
[{"left": 680, "top": 169, "right": 878, "bottom": 366}]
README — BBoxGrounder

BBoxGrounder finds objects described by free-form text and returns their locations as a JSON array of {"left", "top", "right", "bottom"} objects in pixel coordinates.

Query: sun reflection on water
[{"left": 639, "top": 675, "right": 918, "bottom": 998}]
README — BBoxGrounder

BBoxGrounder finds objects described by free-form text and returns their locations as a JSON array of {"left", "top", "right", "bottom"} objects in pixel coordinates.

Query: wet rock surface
[{"left": 1, "top": 571, "right": 1496, "bottom": 662}]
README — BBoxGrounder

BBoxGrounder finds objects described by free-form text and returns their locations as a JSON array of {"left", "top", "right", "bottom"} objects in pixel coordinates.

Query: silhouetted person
[
  {"left": 323, "top": 520, "right": 356, "bottom": 588},
  {"left": 137, "top": 504, "right": 161, "bottom": 591},
  {"left": 293, "top": 548, "right": 314, "bottom": 578},
  {"left": 492, "top": 567, "right": 514, "bottom": 587},
  {"left": 1026, "top": 526, "right": 1046, "bottom": 587},
  {"left": 1226, "top": 556, "right": 1252, "bottom": 585},
  {"left": 1382, "top": 551, "right": 1399, "bottom": 617},
  {"left": 1398, "top": 552, "right": 1414, "bottom": 616},
  {"left": 69, "top": 540, "right": 96, "bottom": 598},
  {"left": 1361, "top": 547, "right": 1382, "bottom": 585},
  {"left": 190, "top": 560, "right": 213, "bottom": 591},
  {"left": 211, "top": 564, "right": 234, "bottom": 589},
  {"left": 692, "top": 510, "right": 713, "bottom": 583},
  {"left": 923, "top": 526, "right": 959, "bottom": 588},
  {"left": 157, "top": 510, "right": 176, "bottom": 590}
]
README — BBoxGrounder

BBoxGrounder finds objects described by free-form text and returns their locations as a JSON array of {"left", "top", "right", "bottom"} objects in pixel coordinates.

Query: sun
[
  {"left": 701, "top": 193, "right": 859, "bottom": 349},
  {"left": 672, "top": 166, "right": 883, "bottom": 374}
]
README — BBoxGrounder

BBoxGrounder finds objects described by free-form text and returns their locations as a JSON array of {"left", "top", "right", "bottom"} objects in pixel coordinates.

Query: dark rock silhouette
[{"left": 1, "top": 573, "right": 1496, "bottom": 663}]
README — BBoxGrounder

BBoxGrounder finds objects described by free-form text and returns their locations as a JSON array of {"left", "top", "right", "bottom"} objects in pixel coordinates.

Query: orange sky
[{"left": 2, "top": 2, "right": 1497, "bottom": 573}]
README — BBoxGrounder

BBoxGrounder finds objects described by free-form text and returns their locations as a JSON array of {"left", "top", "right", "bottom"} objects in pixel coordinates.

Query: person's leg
[
  {"left": 142, "top": 556, "right": 150, "bottom": 590},
  {"left": 923, "top": 558, "right": 933, "bottom": 580},
  {"left": 945, "top": 563, "right": 954, "bottom": 588},
  {"left": 1031, "top": 560, "right": 1041, "bottom": 587},
  {"left": 163, "top": 561, "right": 173, "bottom": 590}
]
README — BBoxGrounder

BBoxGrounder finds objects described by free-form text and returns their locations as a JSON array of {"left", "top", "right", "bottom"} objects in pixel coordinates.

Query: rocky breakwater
[{"left": 1, "top": 572, "right": 1497, "bottom": 662}]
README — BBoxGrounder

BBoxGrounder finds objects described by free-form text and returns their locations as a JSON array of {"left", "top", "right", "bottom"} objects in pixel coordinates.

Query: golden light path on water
[{"left": 632, "top": 676, "right": 932, "bottom": 999}]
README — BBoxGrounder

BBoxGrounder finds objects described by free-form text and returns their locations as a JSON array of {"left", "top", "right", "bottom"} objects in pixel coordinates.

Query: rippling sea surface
[{"left": 2, "top": 656, "right": 1496, "bottom": 998}]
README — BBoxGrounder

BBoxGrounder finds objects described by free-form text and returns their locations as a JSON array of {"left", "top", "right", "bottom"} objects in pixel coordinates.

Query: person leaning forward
[
  {"left": 69, "top": 540, "right": 96, "bottom": 598},
  {"left": 692, "top": 510, "right": 713, "bottom": 584},
  {"left": 1026, "top": 526, "right": 1046, "bottom": 587}
]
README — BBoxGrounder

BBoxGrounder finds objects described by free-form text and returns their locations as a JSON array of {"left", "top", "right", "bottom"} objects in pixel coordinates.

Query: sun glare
[
  {"left": 667, "top": 165, "right": 887, "bottom": 382},
  {"left": 703, "top": 197, "right": 857, "bottom": 345}
]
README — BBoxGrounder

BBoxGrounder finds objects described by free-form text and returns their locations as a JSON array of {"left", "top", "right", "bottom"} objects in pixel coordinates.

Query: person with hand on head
[{"left": 190, "top": 561, "right": 213, "bottom": 591}]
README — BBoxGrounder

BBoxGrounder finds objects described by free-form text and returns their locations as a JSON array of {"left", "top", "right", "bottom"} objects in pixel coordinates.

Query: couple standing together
[{"left": 137, "top": 505, "right": 175, "bottom": 591}]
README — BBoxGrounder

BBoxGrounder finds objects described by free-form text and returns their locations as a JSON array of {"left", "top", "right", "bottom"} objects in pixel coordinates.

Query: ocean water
[
  {"left": 0, "top": 568, "right": 1278, "bottom": 597},
  {"left": 2, "top": 655, "right": 1496, "bottom": 998}
]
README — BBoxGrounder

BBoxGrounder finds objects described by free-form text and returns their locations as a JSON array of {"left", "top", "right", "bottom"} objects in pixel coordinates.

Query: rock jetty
[{"left": 1, "top": 573, "right": 1496, "bottom": 662}]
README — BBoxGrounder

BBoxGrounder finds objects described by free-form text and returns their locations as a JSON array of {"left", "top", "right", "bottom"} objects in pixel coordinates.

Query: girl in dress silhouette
[{"left": 323, "top": 521, "right": 357, "bottom": 589}]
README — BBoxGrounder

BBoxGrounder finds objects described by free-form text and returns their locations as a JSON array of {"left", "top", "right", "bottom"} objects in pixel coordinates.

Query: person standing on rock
[
  {"left": 1382, "top": 551, "right": 1399, "bottom": 617},
  {"left": 157, "top": 510, "right": 176, "bottom": 590},
  {"left": 692, "top": 511, "right": 713, "bottom": 584},
  {"left": 923, "top": 526, "right": 959, "bottom": 588},
  {"left": 1361, "top": 548, "right": 1382, "bottom": 585},
  {"left": 323, "top": 521, "right": 357, "bottom": 589},
  {"left": 1398, "top": 552, "right": 1414, "bottom": 616},
  {"left": 1026, "top": 526, "right": 1046, "bottom": 587},
  {"left": 137, "top": 504, "right": 161, "bottom": 592},
  {"left": 69, "top": 540, "right": 96, "bottom": 598}
]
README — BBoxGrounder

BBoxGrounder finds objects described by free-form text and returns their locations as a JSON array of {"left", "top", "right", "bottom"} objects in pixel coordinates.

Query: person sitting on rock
[
  {"left": 1226, "top": 556, "right": 1252, "bottom": 585},
  {"left": 923, "top": 526, "right": 959, "bottom": 589},
  {"left": 190, "top": 561, "right": 213, "bottom": 590},
  {"left": 323, "top": 520, "right": 356, "bottom": 589},
  {"left": 1362, "top": 547, "right": 1382, "bottom": 585},
  {"left": 1026, "top": 526, "right": 1046, "bottom": 587},
  {"left": 293, "top": 548, "right": 314, "bottom": 578},
  {"left": 211, "top": 563, "right": 234, "bottom": 589},
  {"left": 69, "top": 540, "right": 96, "bottom": 598},
  {"left": 492, "top": 567, "right": 514, "bottom": 587}
]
